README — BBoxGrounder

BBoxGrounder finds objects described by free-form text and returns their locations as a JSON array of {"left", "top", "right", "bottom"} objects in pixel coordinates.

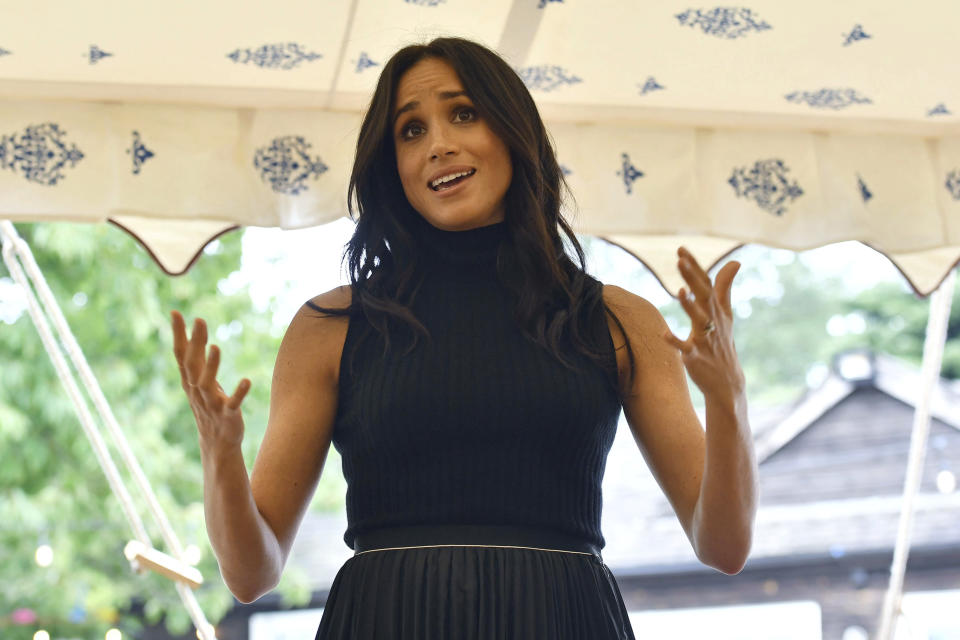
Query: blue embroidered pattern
[
  {"left": 253, "top": 136, "right": 328, "bottom": 196},
  {"left": 227, "top": 43, "right": 322, "bottom": 70},
  {"left": 354, "top": 52, "right": 379, "bottom": 73},
  {"left": 88, "top": 45, "right": 113, "bottom": 65},
  {"left": 127, "top": 131, "right": 154, "bottom": 175},
  {"left": 784, "top": 88, "right": 872, "bottom": 109},
  {"left": 0, "top": 123, "right": 85, "bottom": 186},
  {"left": 0, "top": 47, "right": 11, "bottom": 58},
  {"left": 537, "top": 0, "right": 564, "bottom": 7},
  {"left": 946, "top": 171, "right": 960, "bottom": 200},
  {"left": 842, "top": 24, "right": 871, "bottom": 46},
  {"left": 404, "top": 0, "right": 446, "bottom": 5},
  {"left": 560, "top": 164, "right": 572, "bottom": 176},
  {"left": 857, "top": 174, "right": 873, "bottom": 202},
  {"left": 928, "top": 103, "right": 952, "bottom": 116},
  {"left": 617, "top": 153, "right": 644, "bottom": 194},
  {"left": 515, "top": 65, "right": 582, "bottom": 92},
  {"left": 728, "top": 159, "right": 803, "bottom": 216},
  {"left": 639, "top": 77, "right": 665, "bottom": 95},
  {"left": 675, "top": 7, "right": 772, "bottom": 39}
]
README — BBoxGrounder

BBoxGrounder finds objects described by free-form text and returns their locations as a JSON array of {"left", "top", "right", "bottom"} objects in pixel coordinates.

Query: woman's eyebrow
[{"left": 393, "top": 90, "right": 470, "bottom": 125}]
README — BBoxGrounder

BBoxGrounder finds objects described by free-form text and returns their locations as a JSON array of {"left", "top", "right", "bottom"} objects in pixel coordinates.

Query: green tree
[{"left": 0, "top": 222, "right": 345, "bottom": 639}]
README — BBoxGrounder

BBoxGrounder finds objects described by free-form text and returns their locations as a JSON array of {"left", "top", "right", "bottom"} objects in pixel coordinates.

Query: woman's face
[{"left": 392, "top": 57, "right": 512, "bottom": 231}]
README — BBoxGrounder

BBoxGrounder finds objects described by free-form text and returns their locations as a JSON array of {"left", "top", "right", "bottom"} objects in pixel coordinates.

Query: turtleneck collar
[{"left": 410, "top": 213, "right": 507, "bottom": 268}]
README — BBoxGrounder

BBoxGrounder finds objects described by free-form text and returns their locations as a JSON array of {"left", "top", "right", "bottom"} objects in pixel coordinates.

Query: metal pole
[
  {"left": 875, "top": 268, "right": 956, "bottom": 640},
  {"left": 1, "top": 221, "right": 217, "bottom": 640}
]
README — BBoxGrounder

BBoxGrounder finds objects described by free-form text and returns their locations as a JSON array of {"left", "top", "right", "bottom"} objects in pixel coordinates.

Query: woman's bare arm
[
  {"left": 603, "top": 253, "right": 757, "bottom": 574},
  {"left": 173, "top": 285, "right": 351, "bottom": 602}
]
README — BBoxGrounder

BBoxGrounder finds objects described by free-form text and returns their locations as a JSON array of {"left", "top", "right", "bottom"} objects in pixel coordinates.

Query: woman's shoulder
[
  {"left": 599, "top": 283, "right": 668, "bottom": 343},
  {"left": 281, "top": 285, "right": 353, "bottom": 385},
  {"left": 600, "top": 282, "right": 657, "bottom": 315},
  {"left": 303, "top": 284, "right": 353, "bottom": 316}
]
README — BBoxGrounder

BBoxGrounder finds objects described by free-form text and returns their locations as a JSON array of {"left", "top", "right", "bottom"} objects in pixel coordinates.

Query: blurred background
[{"left": 2, "top": 220, "right": 958, "bottom": 639}]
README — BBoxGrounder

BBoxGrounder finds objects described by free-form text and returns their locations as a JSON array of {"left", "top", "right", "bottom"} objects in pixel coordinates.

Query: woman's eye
[
  {"left": 399, "top": 109, "right": 474, "bottom": 140},
  {"left": 401, "top": 123, "right": 424, "bottom": 139}
]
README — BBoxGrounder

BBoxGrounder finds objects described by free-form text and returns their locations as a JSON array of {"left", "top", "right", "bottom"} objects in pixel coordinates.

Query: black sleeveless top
[{"left": 330, "top": 215, "right": 623, "bottom": 550}]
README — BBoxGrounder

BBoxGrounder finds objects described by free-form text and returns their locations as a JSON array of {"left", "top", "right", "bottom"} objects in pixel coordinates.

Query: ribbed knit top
[{"left": 330, "top": 215, "right": 623, "bottom": 550}]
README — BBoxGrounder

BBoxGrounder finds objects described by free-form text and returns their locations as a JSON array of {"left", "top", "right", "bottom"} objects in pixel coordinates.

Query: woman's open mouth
[{"left": 429, "top": 169, "right": 476, "bottom": 192}]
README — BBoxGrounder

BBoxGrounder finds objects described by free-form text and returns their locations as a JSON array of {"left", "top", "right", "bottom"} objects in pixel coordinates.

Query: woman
[{"left": 171, "top": 37, "right": 757, "bottom": 639}]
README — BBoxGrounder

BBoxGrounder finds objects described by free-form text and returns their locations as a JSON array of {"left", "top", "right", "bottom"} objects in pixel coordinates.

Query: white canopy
[{"left": 1, "top": 0, "right": 959, "bottom": 293}]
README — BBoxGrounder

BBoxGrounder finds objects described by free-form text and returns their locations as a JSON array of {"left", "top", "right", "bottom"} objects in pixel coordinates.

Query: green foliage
[
  {"left": 832, "top": 280, "right": 960, "bottom": 378},
  {"left": 0, "top": 223, "right": 345, "bottom": 639}
]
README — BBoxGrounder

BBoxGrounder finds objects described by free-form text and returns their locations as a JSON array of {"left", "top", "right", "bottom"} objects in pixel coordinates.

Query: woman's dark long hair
[{"left": 308, "top": 36, "right": 636, "bottom": 395}]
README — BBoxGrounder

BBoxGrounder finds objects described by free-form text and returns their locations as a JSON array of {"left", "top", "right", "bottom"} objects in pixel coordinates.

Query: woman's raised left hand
[{"left": 663, "top": 246, "right": 746, "bottom": 400}]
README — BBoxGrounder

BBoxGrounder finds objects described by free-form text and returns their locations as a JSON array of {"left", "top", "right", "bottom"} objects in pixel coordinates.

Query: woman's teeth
[{"left": 430, "top": 169, "right": 476, "bottom": 190}]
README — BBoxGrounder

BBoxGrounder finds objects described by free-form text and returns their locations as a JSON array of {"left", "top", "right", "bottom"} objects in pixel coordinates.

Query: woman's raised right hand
[{"left": 171, "top": 310, "right": 252, "bottom": 454}]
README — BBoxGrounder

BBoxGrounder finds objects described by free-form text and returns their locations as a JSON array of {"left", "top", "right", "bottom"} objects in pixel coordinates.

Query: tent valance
[
  {"left": 2, "top": 103, "right": 959, "bottom": 293},
  {"left": 2, "top": 0, "right": 959, "bottom": 292}
]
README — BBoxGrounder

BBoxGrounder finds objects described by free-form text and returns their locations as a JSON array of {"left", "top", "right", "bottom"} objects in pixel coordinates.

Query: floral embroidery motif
[
  {"left": 537, "top": 0, "right": 564, "bottom": 7},
  {"left": 928, "top": 103, "right": 952, "bottom": 116},
  {"left": 728, "top": 159, "right": 803, "bottom": 216},
  {"left": 354, "top": 52, "right": 379, "bottom": 73},
  {"left": 617, "top": 153, "right": 644, "bottom": 194},
  {"left": 946, "top": 170, "right": 960, "bottom": 200},
  {"left": 857, "top": 174, "right": 873, "bottom": 202},
  {"left": 0, "top": 123, "right": 85, "bottom": 186},
  {"left": 560, "top": 164, "right": 572, "bottom": 176},
  {"left": 784, "top": 88, "right": 872, "bottom": 110},
  {"left": 88, "top": 45, "right": 113, "bottom": 65},
  {"left": 842, "top": 24, "right": 871, "bottom": 46},
  {"left": 127, "top": 131, "right": 155, "bottom": 176},
  {"left": 638, "top": 77, "right": 665, "bottom": 95},
  {"left": 227, "top": 43, "right": 322, "bottom": 70},
  {"left": 0, "top": 47, "right": 12, "bottom": 58},
  {"left": 404, "top": 0, "right": 446, "bottom": 5},
  {"left": 253, "top": 136, "right": 328, "bottom": 196},
  {"left": 675, "top": 7, "right": 772, "bottom": 39},
  {"left": 515, "top": 65, "right": 582, "bottom": 92}
]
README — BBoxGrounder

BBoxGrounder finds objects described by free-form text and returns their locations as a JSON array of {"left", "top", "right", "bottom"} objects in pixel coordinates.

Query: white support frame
[
  {"left": 0, "top": 220, "right": 216, "bottom": 640},
  {"left": 876, "top": 268, "right": 957, "bottom": 640}
]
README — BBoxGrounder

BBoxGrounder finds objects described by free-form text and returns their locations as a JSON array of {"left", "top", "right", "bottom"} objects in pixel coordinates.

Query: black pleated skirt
[{"left": 315, "top": 524, "right": 636, "bottom": 639}]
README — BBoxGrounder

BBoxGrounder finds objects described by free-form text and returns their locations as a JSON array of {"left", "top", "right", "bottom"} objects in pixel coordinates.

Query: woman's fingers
[
  {"left": 678, "top": 287, "right": 711, "bottom": 329},
  {"left": 197, "top": 344, "right": 222, "bottom": 404},
  {"left": 226, "top": 379, "right": 252, "bottom": 411},
  {"left": 183, "top": 318, "right": 208, "bottom": 383},
  {"left": 171, "top": 311, "right": 196, "bottom": 390},
  {"left": 663, "top": 329, "right": 691, "bottom": 354},
  {"left": 173, "top": 312, "right": 249, "bottom": 415},
  {"left": 678, "top": 247, "right": 712, "bottom": 302},
  {"left": 713, "top": 261, "right": 741, "bottom": 317},
  {"left": 171, "top": 311, "right": 186, "bottom": 359}
]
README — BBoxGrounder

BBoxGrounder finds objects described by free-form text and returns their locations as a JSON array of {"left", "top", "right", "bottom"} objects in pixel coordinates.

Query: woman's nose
[{"left": 428, "top": 125, "right": 459, "bottom": 160}]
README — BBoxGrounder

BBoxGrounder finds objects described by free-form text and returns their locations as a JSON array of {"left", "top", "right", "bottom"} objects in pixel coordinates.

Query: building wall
[{"left": 616, "top": 548, "right": 960, "bottom": 639}]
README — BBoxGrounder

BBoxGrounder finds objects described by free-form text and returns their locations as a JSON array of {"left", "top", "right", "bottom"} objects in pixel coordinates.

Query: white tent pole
[
  {"left": 1, "top": 223, "right": 152, "bottom": 545},
  {"left": 876, "top": 268, "right": 956, "bottom": 640},
  {"left": 1, "top": 221, "right": 188, "bottom": 557},
  {"left": 1, "top": 221, "right": 216, "bottom": 640}
]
